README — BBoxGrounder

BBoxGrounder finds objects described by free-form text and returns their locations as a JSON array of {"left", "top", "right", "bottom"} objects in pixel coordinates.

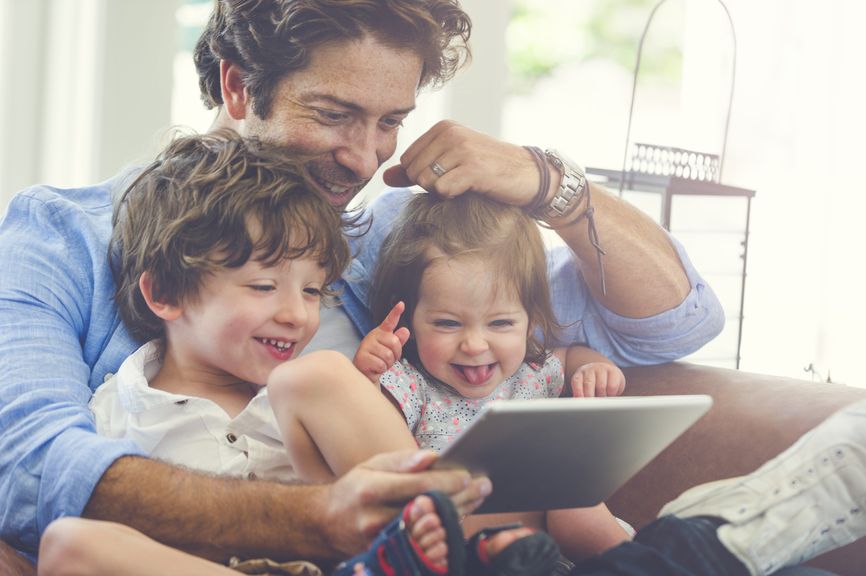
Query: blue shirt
[{"left": 0, "top": 178, "right": 724, "bottom": 556}]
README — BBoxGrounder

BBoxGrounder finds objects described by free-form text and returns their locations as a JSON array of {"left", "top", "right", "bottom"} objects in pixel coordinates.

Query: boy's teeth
[{"left": 262, "top": 338, "right": 291, "bottom": 350}]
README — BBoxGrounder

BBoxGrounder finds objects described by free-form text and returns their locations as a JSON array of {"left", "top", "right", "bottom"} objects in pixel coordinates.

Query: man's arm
[
  {"left": 0, "top": 187, "right": 146, "bottom": 555},
  {"left": 85, "top": 451, "right": 487, "bottom": 564},
  {"left": 548, "top": 183, "right": 689, "bottom": 317},
  {"left": 383, "top": 121, "right": 724, "bottom": 362}
]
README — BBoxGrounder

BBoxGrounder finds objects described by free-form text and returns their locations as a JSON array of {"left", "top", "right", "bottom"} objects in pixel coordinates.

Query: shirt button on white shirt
[
  {"left": 103, "top": 372, "right": 114, "bottom": 383},
  {"left": 226, "top": 432, "right": 238, "bottom": 444},
  {"left": 247, "top": 472, "right": 257, "bottom": 480}
]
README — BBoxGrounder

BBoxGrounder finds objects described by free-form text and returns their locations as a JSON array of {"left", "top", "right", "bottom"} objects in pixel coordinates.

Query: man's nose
[{"left": 334, "top": 124, "right": 384, "bottom": 180}]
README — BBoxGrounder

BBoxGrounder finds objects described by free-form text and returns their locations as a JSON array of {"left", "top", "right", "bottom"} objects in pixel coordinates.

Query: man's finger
[{"left": 383, "top": 165, "right": 413, "bottom": 187}]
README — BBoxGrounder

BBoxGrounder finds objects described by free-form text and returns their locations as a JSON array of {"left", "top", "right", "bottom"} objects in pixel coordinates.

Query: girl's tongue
[{"left": 458, "top": 363, "right": 494, "bottom": 385}]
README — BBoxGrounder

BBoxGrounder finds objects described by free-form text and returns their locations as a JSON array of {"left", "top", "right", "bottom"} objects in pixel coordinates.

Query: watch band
[{"left": 543, "top": 149, "right": 587, "bottom": 219}]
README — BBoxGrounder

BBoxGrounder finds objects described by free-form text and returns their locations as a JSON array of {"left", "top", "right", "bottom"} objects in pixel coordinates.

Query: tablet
[{"left": 432, "top": 395, "right": 712, "bottom": 514}]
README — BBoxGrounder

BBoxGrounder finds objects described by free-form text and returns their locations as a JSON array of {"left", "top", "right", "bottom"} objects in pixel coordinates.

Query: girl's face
[{"left": 410, "top": 253, "right": 529, "bottom": 399}]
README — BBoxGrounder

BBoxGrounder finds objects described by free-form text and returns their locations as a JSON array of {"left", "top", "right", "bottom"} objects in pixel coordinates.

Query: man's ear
[
  {"left": 220, "top": 60, "right": 250, "bottom": 120},
  {"left": 139, "top": 272, "right": 183, "bottom": 321}
]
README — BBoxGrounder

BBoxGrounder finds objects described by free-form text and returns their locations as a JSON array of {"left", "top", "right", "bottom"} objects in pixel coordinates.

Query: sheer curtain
[
  {"left": 718, "top": 0, "right": 866, "bottom": 385},
  {"left": 502, "top": 0, "right": 866, "bottom": 385}
]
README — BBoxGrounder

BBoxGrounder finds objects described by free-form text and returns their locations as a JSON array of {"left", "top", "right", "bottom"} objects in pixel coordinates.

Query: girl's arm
[{"left": 553, "top": 346, "right": 626, "bottom": 398}]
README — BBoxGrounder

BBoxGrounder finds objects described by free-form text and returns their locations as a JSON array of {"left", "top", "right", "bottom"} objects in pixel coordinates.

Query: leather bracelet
[{"left": 523, "top": 145, "right": 550, "bottom": 216}]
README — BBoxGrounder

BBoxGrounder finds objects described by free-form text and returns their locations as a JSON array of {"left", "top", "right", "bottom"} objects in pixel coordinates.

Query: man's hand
[
  {"left": 570, "top": 362, "right": 626, "bottom": 398},
  {"left": 319, "top": 450, "right": 491, "bottom": 557},
  {"left": 353, "top": 302, "right": 410, "bottom": 382},
  {"left": 383, "top": 120, "right": 544, "bottom": 208}
]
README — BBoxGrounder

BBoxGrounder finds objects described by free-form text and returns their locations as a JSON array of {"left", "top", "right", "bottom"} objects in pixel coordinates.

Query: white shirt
[{"left": 90, "top": 341, "right": 295, "bottom": 482}]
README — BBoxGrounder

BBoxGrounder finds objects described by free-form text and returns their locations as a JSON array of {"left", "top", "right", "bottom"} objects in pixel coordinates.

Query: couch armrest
[{"left": 606, "top": 362, "right": 866, "bottom": 575}]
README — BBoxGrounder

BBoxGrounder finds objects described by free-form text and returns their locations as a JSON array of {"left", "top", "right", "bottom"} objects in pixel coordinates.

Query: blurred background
[{"left": 1, "top": 0, "right": 864, "bottom": 385}]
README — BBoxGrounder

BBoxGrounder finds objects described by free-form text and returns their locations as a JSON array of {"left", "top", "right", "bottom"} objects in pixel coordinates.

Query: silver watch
[{"left": 544, "top": 149, "right": 587, "bottom": 219}]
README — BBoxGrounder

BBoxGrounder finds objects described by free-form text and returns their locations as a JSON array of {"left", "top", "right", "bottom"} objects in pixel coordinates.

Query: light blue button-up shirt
[{"left": 0, "top": 178, "right": 723, "bottom": 557}]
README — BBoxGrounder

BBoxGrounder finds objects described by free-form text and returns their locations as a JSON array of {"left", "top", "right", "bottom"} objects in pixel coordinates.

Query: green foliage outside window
[{"left": 507, "top": 0, "right": 684, "bottom": 94}]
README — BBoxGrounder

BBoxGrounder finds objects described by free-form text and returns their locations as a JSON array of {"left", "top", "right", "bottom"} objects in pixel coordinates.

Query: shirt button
[
  {"left": 103, "top": 372, "right": 114, "bottom": 383},
  {"left": 226, "top": 432, "right": 238, "bottom": 444},
  {"left": 247, "top": 472, "right": 257, "bottom": 480}
]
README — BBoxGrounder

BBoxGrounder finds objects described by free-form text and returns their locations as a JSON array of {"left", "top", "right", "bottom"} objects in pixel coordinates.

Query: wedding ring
[{"left": 430, "top": 161, "right": 447, "bottom": 177}]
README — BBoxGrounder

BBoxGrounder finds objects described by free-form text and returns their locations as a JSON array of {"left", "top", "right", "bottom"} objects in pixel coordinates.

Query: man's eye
[
  {"left": 316, "top": 109, "right": 349, "bottom": 123},
  {"left": 380, "top": 116, "right": 405, "bottom": 130}
]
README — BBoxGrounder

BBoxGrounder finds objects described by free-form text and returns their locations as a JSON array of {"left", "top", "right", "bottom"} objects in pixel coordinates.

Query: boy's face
[
  {"left": 240, "top": 36, "right": 422, "bottom": 209},
  {"left": 410, "top": 253, "right": 529, "bottom": 399},
  {"left": 167, "top": 256, "right": 326, "bottom": 388}
]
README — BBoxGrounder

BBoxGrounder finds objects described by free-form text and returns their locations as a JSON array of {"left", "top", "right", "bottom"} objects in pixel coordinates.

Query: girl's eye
[
  {"left": 490, "top": 319, "right": 515, "bottom": 328},
  {"left": 433, "top": 319, "right": 460, "bottom": 328},
  {"left": 303, "top": 286, "right": 324, "bottom": 297},
  {"left": 249, "top": 284, "right": 275, "bottom": 292}
]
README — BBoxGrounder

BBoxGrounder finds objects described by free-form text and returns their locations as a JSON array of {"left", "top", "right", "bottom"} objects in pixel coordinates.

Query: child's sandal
[
  {"left": 465, "top": 524, "right": 562, "bottom": 576},
  {"left": 332, "top": 491, "right": 466, "bottom": 576}
]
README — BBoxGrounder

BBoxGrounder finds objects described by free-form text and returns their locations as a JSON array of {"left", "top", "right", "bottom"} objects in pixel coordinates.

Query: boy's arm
[{"left": 554, "top": 345, "right": 626, "bottom": 398}]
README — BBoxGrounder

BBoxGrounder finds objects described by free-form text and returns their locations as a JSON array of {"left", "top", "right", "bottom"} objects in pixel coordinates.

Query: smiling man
[{"left": 0, "top": 0, "right": 724, "bottom": 572}]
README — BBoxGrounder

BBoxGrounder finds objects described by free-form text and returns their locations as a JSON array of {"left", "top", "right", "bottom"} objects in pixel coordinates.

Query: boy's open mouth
[{"left": 255, "top": 337, "right": 295, "bottom": 359}]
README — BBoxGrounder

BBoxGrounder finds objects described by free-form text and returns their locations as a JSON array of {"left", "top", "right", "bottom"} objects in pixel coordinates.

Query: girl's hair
[
  {"left": 110, "top": 129, "right": 353, "bottom": 342},
  {"left": 370, "top": 193, "right": 559, "bottom": 366}
]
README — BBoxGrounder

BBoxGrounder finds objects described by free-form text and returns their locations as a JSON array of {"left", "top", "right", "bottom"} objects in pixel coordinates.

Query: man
[{"left": 0, "top": 0, "right": 724, "bottom": 571}]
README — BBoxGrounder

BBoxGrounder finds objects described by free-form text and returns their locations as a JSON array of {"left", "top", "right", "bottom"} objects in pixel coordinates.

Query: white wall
[{"left": 0, "top": 0, "right": 177, "bottom": 210}]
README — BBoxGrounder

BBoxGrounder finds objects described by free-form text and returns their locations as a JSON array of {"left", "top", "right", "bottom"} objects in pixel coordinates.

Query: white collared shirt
[{"left": 90, "top": 341, "right": 295, "bottom": 482}]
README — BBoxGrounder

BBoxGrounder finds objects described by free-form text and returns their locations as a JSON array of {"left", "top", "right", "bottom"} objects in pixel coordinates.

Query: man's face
[{"left": 241, "top": 36, "right": 423, "bottom": 209}]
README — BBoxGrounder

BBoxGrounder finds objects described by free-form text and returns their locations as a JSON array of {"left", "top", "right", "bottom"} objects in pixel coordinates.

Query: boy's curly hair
[{"left": 111, "top": 129, "right": 352, "bottom": 342}]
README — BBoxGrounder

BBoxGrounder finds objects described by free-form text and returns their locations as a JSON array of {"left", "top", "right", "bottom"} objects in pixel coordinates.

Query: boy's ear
[
  {"left": 220, "top": 60, "right": 250, "bottom": 120},
  {"left": 139, "top": 272, "right": 183, "bottom": 321}
]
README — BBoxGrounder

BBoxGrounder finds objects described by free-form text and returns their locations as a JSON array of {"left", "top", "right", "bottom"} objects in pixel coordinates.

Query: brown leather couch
[{"left": 609, "top": 362, "right": 866, "bottom": 575}]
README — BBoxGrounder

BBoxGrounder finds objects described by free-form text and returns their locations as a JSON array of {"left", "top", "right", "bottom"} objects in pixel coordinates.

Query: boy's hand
[
  {"left": 570, "top": 362, "right": 626, "bottom": 397},
  {"left": 353, "top": 302, "right": 410, "bottom": 383}
]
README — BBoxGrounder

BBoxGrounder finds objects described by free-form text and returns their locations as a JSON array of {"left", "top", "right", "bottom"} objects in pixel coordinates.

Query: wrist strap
[{"left": 523, "top": 145, "right": 550, "bottom": 215}]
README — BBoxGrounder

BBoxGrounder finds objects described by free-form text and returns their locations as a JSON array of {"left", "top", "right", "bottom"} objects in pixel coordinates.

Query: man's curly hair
[{"left": 193, "top": 0, "right": 472, "bottom": 119}]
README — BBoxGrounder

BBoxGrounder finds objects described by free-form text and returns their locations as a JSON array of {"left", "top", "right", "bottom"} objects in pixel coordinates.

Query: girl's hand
[
  {"left": 353, "top": 302, "right": 411, "bottom": 383},
  {"left": 570, "top": 362, "right": 626, "bottom": 397}
]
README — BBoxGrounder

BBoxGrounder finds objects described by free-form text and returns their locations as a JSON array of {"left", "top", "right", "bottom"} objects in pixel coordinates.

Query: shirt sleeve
[
  {"left": 344, "top": 188, "right": 414, "bottom": 313},
  {"left": 545, "top": 235, "right": 725, "bottom": 367},
  {"left": 0, "top": 190, "right": 144, "bottom": 554}
]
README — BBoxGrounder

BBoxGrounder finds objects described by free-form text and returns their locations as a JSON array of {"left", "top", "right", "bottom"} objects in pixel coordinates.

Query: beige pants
[{"left": 228, "top": 556, "right": 323, "bottom": 576}]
